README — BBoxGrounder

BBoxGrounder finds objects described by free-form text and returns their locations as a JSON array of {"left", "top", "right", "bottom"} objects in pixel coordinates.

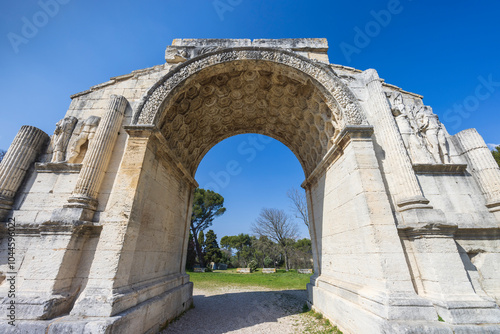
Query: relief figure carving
[
  {"left": 416, "top": 106, "right": 451, "bottom": 164},
  {"left": 66, "top": 116, "right": 101, "bottom": 163},
  {"left": 50, "top": 116, "right": 78, "bottom": 163},
  {"left": 387, "top": 93, "right": 432, "bottom": 164}
]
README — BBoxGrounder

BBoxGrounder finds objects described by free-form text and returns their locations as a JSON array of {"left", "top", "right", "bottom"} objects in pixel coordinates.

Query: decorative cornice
[
  {"left": 124, "top": 125, "right": 199, "bottom": 188},
  {"left": 35, "top": 162, "right": 82, "bottom": 173},
  {"left": 302, "top": 125, "right": 374, "bottom": 189},
  {"left": 412, "top": 163, "right": 468, "bottom": 175}
]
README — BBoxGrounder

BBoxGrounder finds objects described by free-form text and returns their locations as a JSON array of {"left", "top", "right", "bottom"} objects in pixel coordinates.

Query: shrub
[
  {"left": 248, "top": 260, "right": 258, "bottom": 272},
  {"left": 264, "top": 256, "right": 273, "bottom": 268}
]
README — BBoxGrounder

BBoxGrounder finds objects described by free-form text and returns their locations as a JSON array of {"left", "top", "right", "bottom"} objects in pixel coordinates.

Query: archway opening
[
  {"left": 169, "top": 133, "right": 315, "bottom": 333},
  {"left": 194, "top": 133, "right": 309, "bottom": 254}
]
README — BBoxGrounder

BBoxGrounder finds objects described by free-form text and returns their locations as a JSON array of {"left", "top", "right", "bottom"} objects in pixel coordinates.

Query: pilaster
[
  {"left": 363, "top": 69, "right": 431, "bottom": 211},
  {"left": 0, "top": 126, "right": 49, "bottom": 221},
  {"left": 453, "top": 128, "right": 500, "bottom": 215},
  {"left": 66, "top": 94, "right": 128, "bottom": 212}
]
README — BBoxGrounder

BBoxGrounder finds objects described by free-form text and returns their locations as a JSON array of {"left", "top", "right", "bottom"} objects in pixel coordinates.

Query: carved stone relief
[
  {"left": 50, "top": 116, "right": 78, "bottom": 163},
  {"left": 415, "top": 105, "right": 451, "bottom": 164},
  {"left": 66, "top": 116, "right": 101, "bottom": 164},
  {"left": 386, "top": 92, "right": 451, "bottom": 164}
]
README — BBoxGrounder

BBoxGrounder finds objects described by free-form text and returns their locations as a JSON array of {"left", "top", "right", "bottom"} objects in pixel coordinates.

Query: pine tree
[
  {"left": 204, "top": 230, "right": 222, "bottom": 264},
  {"left": 191, "top": 188, "right": 226, "bottom": 267},
  {"left": 185, "top": 232, "right": 197, "bottom": 270}
]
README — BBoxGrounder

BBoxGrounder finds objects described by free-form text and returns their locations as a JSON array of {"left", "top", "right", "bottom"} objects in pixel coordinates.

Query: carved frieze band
[
  {"left": 134, "top": 48, "right": 367, "bottom": 127},
  {"left": 0, "top": 126, "right": 49, "bottom": 209},
  {"left": 67, "top": 95, "right": 128, "bottom": 210}
]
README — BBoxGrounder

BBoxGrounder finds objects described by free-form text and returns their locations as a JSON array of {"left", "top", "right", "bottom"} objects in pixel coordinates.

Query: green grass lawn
[{"left": 188, "top": 268, "right": 312, "bottom": 290}]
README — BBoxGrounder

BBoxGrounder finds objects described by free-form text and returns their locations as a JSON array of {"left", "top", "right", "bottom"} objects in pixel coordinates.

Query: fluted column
[
  {"left": 454, "top": 128, "right": 500, "bottom": 212},
  {"left": 66, "top": 95, "right": 127, "bottom": 211},
  {"left": 363, "top": 69, "right": 431, "bottom": 211},
  {"left": 0, "top": 126, "right": 49, "bottom": 220}
]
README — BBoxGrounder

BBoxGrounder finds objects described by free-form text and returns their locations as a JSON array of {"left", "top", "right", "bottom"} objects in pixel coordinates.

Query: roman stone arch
[
  {"left": 133, "top": 47, "right": 367, "bottom": 177},
  {"left": 1, "top": 39, "right": 500, "bottom": 334}
]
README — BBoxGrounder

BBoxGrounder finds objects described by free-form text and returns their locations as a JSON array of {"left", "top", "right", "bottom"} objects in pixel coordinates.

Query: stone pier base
[
  {"left": 307, "top": 282, "right": 500, "bottom": 334},
  {"left": 0, "top": 282, "right": 193, "bottom": 334}
]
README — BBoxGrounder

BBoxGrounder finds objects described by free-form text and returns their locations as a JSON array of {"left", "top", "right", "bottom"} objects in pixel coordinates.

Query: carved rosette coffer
[
  {"left": 364, "top": 70, "right": 431, "bottom": 211},
  {"left": 0, "top": 126, "right": 49, "bottom": 220},
  {"left": 454, "top": 129, "right": 500, "bottom": 212},
  {"left": 65, "top": 95, "right": 128, "bottom": 212}
]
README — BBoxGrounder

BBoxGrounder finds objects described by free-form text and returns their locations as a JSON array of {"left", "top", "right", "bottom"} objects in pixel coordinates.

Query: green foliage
[
  {"left": 304, "top": 309, "right": 343, "bottom": 334},
  {"left": 185, "top": 232, "right": 197, "bottom": 270},
  {"left": 220, "top": 235, "right": 231, "bottom": 250},
  {"left": 253, "top": 236, "right": 281, "bottom": 268},
  {"left": 190, "top": 188, "right": 226, "bottom": 267},
  {"left": 220, "top": 233, "right": 253, "bottom": 267},
  {"left": 438, "top": 314, "right": 445, "bottom": 322},
  {"left": 492, "top": 146, "right": 500, "bottom": 167},
  {"left": 294, "top": 238, "right": 312, "bottom": 252},
  {"left": 290, "top": 238, "right": 313, "bottom": 269},
  {"left": 264, "top": 256, "right": 273, "bottom": 268},
  {"left": 220, "top": 234, "right": 313, "bottom": 270},
  {"left": 313, "top": 312, "right": 323, "bottom": 320},
  {"left": 191, "top": 188, "right": 226, "bottom": 233},
  {"left": 247, "top": 260, "right": 258, "bottom": 272},
  {"left": 204, "top": 230, "right": 222, "bottom": 264}
]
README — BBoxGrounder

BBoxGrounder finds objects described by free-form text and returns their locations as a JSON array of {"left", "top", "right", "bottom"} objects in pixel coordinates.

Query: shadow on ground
[{"left": 163, "top": 289, "right": 307, "bottom": 333}]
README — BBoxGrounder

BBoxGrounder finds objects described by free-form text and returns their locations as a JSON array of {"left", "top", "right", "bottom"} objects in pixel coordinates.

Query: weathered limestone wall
[
  {"left": 58, "top": 128, "right": 194, "bottom": 333},
  {"left": 416, "top": 172, "right": 497, "bottom": 228},
  {"left": 12, "top": 64, "right": 172, "bottom": 223},
  {"left": 306, "top": 129, "right": 441, "bottom": 333},
  {"left": 128, "top": 135, "right": 193, "bottom": 284}
]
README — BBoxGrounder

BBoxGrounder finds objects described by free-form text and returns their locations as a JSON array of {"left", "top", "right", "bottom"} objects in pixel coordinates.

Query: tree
[
  {"left": 221, "top": 233, "right": 252, "bottom": 267},
  {"left": 287, "top": 188, "right": 309, "bottom": 229},
  {"left": 0, "top": 150, "right": 5, "bottom": 163},
  {"left": 253, "top": 236, "right": 280, "bottom": 268},
  {"left": 198, "top": 231, "right": 205, "bottom": 253},
  {"left": 191, "top": 188, "right": 226, "bottom": 267},
  {"left": 252, "top": 208, "right": 299, "bottom": 271},
  {"left": 185, "top": 232, "right": 197, "bottom": 270},
  {"left": 204, "top": 230, "right": 222, "bottom": 264},
  {"left": 493, "top": 146, "right": 500, "bottom": 167},
  {"left": 290, "top": 238, "right": 313, "bottom": 269}
]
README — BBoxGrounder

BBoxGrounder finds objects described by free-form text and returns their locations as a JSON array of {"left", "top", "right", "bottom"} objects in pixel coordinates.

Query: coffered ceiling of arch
[{"left": 157, "top": 60, "right": 343, "bottom": 176}]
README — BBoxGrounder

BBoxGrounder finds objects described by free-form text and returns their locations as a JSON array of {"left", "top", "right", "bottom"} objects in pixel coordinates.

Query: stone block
[{"left": 298, "top": 269, "right": 313, "bottom": 274}]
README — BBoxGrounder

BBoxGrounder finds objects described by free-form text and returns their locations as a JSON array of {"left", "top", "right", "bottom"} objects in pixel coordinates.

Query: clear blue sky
[{"left": 1, "top": 0, "right": 499, "bottom": 240}]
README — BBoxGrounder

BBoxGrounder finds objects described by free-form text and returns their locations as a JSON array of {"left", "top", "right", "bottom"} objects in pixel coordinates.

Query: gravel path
[{"left": 162, "top": 285, "right": 311, "bottom": 333}]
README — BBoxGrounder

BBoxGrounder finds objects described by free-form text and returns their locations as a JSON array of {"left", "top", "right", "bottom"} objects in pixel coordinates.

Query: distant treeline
[{"left": 186, "top": 230, "right": 313, "bottom": 270}]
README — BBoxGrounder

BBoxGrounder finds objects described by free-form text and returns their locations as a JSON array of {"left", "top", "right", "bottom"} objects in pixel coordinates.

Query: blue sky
[{"left": 1, "top": 0, "right": 499, "bottom": 240}]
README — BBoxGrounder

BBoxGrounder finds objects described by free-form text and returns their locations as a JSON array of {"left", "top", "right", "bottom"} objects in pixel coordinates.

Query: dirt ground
[{"left": 162, "top": 285, "right": 329, "bottom": 333}]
